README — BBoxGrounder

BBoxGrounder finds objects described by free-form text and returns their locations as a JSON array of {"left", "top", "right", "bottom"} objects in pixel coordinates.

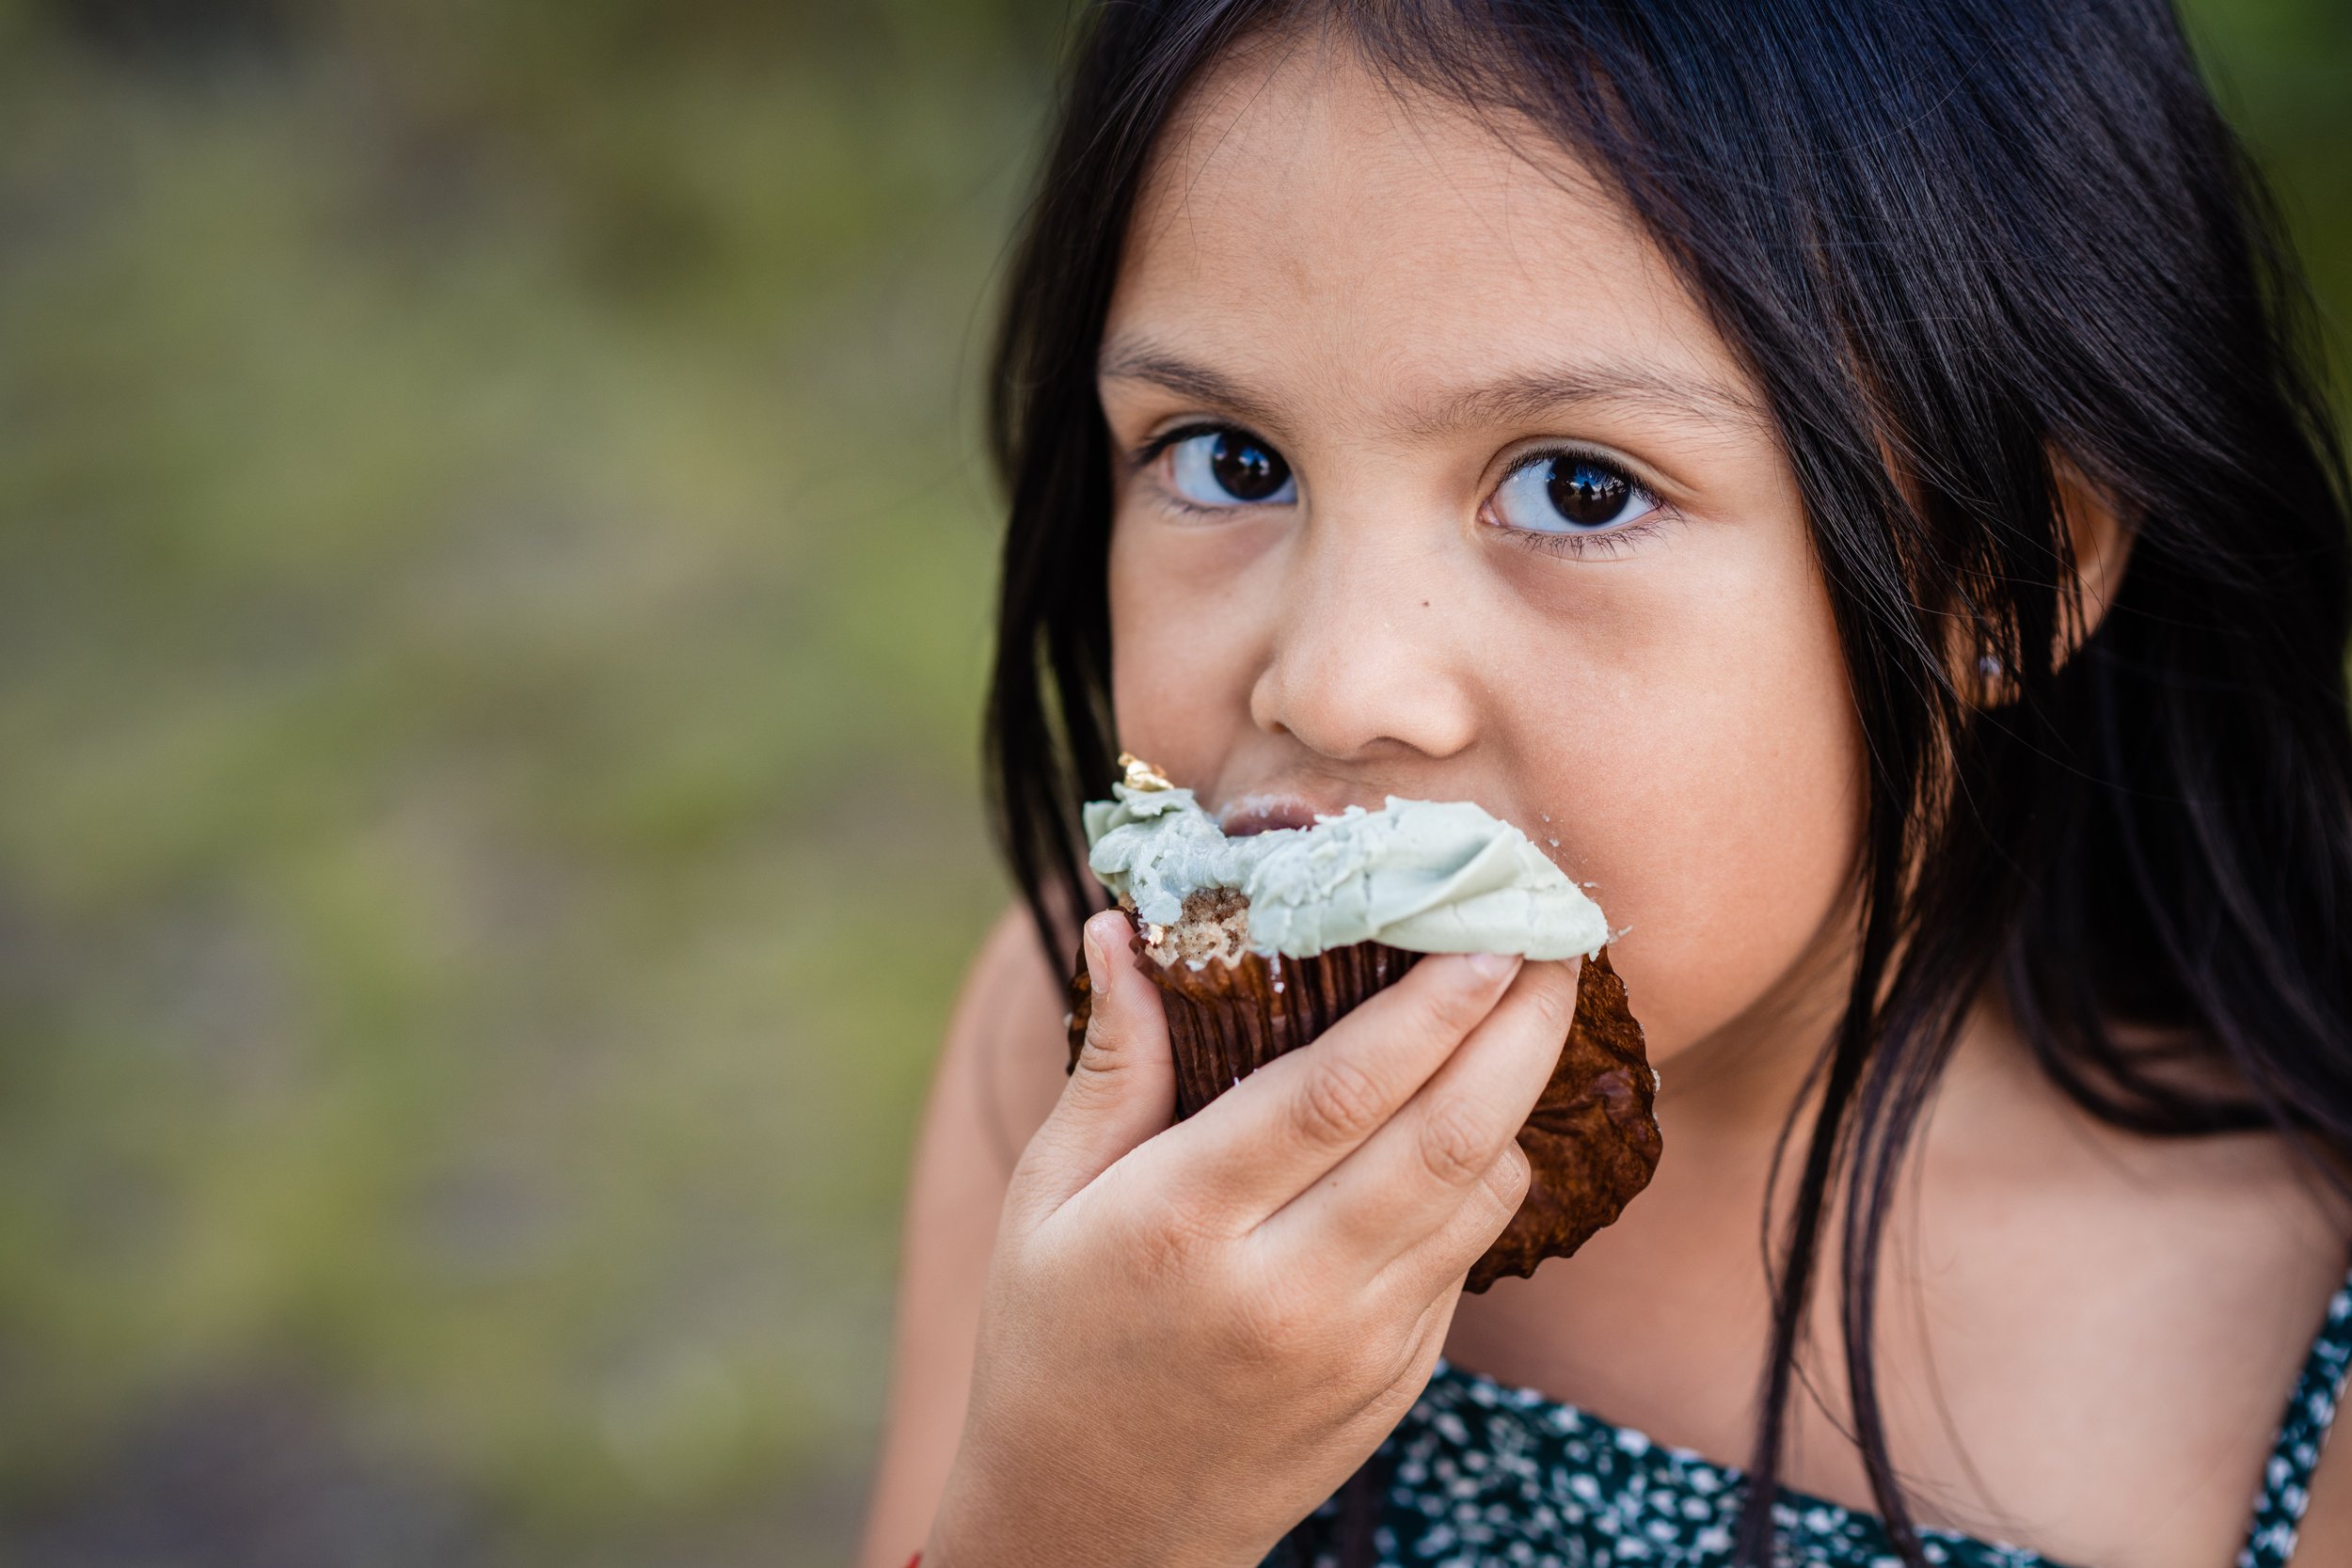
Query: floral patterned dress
[{"left": 1276, "top": 1271, "right": 2352, "bottom": 1568}]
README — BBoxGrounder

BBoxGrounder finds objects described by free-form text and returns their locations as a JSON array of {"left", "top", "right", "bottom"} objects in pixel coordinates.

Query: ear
[
  {"left": 2053, "top": 451, "right": 2134, "bottom": 658},
  {"left": 1964, "top": 452, "right": 2134, "bottom": 707}
]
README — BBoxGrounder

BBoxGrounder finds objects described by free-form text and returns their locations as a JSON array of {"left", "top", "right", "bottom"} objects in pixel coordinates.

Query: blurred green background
[{"left": 0, "top": 1, "right": 2341, "bottom": 1564}]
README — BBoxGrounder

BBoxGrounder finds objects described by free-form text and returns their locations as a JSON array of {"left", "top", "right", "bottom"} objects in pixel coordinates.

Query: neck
[
  {"left": 1652, "top": 917, "right": 1856, "bottom": 1156},
  {"left": 1652, "top": 916, "right": 2090, "bottom": 1196}
]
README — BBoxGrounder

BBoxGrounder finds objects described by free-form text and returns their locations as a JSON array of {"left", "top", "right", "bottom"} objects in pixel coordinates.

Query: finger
[
  {"left": 1148, "top": 950, "right": 1522, "bottom": 1221},
  {"left": 1367, "top": 1141, "right": 1532, "bottom": 1302},
  {"left": 1263, "top": 958, "right": 1577, "bottom": 1275},
  {"left": 1009, "top": 910, "right": 1178, "bottom": 1222},
  {"left": 1334, "top": 1283, "right": 1470, "bottom": 1444}
]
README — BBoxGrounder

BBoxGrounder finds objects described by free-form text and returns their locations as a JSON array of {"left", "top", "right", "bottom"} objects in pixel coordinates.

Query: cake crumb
[{"left": 1137, "top": 885, "right": 1253, "bottom": 968}]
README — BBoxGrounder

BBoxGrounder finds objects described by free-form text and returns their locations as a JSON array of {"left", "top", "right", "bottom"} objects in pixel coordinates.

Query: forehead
[{"left": 1106, "top": 31, "right": 1751, "bottom": 427}]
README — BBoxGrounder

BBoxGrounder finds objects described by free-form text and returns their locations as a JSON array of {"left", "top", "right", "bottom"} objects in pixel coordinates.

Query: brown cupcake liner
[{"left": 1065, "top": 912, "right": 1660, "bottom": 1291}]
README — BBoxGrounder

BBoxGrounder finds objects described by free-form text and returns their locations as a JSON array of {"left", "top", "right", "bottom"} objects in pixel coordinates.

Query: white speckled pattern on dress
[{"left": 1271, "top": 1268, "right": 2352, "bottom": 1567}]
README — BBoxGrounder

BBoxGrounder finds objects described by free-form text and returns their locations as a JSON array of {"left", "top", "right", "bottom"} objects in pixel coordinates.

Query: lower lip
[{"left": 1217, "top": 795, "right": 1323, "bottom": 835}]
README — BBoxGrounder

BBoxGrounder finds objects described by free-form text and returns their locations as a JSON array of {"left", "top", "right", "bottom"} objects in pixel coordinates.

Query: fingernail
[
  {"left": 1083, "top": 915, "right": 1113, "bottom": 999},
  {"left": 1462, "top": 951, "right": 1518, "bottom": 982}
]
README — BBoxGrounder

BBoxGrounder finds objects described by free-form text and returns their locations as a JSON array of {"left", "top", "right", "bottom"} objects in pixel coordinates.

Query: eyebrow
[{"left": 1097, "top": 336, "right": 1767, "bottom": 443}]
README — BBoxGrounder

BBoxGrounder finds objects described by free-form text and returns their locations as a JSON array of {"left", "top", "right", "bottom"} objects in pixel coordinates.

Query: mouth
[{"left": 1216, "top": 790, "right": 1373, "bottom": 837}]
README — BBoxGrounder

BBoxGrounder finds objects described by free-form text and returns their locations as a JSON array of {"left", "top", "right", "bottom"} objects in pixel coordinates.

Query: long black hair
[{"left": 982, "top": 1, "right": 2352, "bottom": 1559}]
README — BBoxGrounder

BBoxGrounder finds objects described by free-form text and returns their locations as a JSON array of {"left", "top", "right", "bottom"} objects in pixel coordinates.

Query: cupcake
[{"left": 1065, "top": 755, "right": 1661, "bottom": 1291}]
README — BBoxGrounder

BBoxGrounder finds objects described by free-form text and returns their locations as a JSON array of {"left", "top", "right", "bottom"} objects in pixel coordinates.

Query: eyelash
[
  {"left": 1128, "top": 422, "right": 1248, "bottom": 519},
  {"left": 1491, "top": 445, "right": 1672, "bottom": 562},
  {"left": 1125, "top": 423, "right": 1674, "bottom": 558},
  {"left": 1129, "top": 422, "right": 1220, "bottom": 466}
]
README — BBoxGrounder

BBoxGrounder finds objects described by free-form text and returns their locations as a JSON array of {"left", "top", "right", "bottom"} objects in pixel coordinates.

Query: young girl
[{"left": 861, "top": 2, "right": 2352, "bottom": 1563}]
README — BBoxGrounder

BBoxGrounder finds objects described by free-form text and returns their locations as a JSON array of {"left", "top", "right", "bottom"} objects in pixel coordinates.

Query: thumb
[{"left": 1012, "top": 909, "right": 1178, "bottom": 1220}]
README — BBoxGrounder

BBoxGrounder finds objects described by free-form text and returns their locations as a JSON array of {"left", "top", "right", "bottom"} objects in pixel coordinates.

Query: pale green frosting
[{"left": 1082, "top": 785, "right": 1609, "bottom": 960}]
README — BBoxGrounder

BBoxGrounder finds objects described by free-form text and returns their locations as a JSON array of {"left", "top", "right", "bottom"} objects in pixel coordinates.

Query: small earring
[{"left": 1972, "top": 651, "right": 2012, "bottom": 708}]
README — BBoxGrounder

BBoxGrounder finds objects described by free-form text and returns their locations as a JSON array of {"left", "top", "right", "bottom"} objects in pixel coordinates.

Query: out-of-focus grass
[
  {"left": 0, "top": 3, "right": 2340, "bottom": 1566},
  {"left": 0, "top": 5, "right": 1052, "bottom": 1563}
]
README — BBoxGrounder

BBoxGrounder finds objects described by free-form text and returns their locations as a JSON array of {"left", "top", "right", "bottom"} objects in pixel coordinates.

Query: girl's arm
[{"left": 856, "top": 909, "right": 1072, "bottom": 1568}]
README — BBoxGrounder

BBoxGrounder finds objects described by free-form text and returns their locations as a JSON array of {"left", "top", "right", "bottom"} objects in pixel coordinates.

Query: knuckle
[
  {"left": 1132, "top": 1207, "right": 1212, "bottom": 1285},
  {"left": 1527, "top": 960, "right": 1581, "bottom": 1034},
  {"left": 1227, "top": 1282, "right": 1315, "bottom": 1362},
  {"left": 1292, "top": 1054, "right": 1390, "bottom": 1148},
  {"left": 1484, "top": 1142, "right": 1533, "bottom": 1212},
  {"left": 1415, "top": 1098, "right": 1496, "bottom": 1188},
  {"left": 1418, "top": 975, "right": 1490, "bottom": 1037},
  {"left": 1069, "top": 1024, "right": 1138, "bottom": 1099},
  {"left": 1062, "top": 1052, "right": 1125, "bottom": 1115},
  {"left": 1077, "top": 1006, "right": 1127, "bottom": 1065},
  {"left": 1411, "top": 957, "right": 1510, "bottom": 1040}
]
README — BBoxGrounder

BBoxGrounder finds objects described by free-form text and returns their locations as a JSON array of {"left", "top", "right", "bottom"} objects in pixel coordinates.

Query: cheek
[
  {"left": 1504, "top": 546, "right": 1863, "bottom": 1060},
  {"left": 1104, "top": 511, "right": 1279, "bottom": 780}
]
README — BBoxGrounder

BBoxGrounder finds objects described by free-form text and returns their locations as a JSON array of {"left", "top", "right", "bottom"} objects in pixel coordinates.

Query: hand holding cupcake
[{"left": 1068, "top": 757, "right": 1661, "bottom": 1290}]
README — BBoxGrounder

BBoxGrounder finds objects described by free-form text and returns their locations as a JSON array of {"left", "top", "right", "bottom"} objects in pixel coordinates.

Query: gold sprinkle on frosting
[{"left": 1119, "top": 752, "right": 1175, "bottom": 793}]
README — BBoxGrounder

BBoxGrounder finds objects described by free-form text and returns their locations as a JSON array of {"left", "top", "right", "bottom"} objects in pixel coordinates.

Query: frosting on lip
[{"left": 1082, "top": 784, "right": 1610, "bottom": 961}]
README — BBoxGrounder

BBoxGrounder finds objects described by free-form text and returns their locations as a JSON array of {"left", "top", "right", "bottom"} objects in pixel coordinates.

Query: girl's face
[{"left": 1100, "top": 37, "right": 1864, "bottom": 1065}]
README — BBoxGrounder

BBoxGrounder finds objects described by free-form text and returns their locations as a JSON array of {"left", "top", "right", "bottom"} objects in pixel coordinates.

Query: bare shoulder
[
  {"left": 942, "top": 903, "right": 1079, "bottom": 1165},
  {"left": 2059, "top": 1132, "right": 2352, "bottom": 1568},
  {"left": 2281, "top": 1255, "right": 2352, "bottom": 1566},
  {"left": 1884, "top": 1085, "right": 2352, "bottom": 1568},
  {"left": 854, "top": 903, "right": 1073, "bottom": 1568},
  {"left": 2063, "top": 1134, "right": 2352, "bottom": 1568},
  {"left": 2297, "top": 1400, "right": 2352, "bottom": 1564}
]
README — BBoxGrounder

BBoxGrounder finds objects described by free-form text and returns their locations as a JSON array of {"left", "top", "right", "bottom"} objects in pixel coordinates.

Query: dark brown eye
[
  {"left": 1493, "top": 452, "right": 1658, "bottom": 536},
  {"left": 1212, "top": 434, "right": 1287, "bottom": 499},
  {"left": 1549, "top": 459, "right": 1630, "bottom": 527},
  {"left": 1168, "top": 428, "right": 1295, "bottom": 506}
]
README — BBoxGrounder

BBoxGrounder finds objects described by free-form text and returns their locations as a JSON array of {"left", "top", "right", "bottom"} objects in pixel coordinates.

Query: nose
[{"left": 1248, "top": 515, "right": 1480, "bottom": 764}]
